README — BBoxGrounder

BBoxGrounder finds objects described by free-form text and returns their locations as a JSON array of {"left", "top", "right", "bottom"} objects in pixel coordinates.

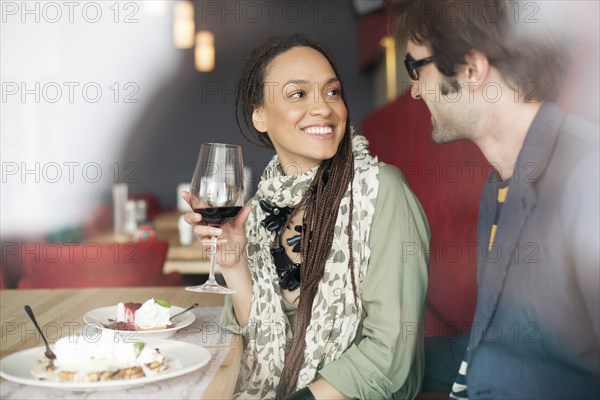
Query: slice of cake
[
  {"left": 115, "top": 298, "right": 172, "bottom": 330},
  {"left": 31, "top": 334, "right": 167, "bottom": 382}
]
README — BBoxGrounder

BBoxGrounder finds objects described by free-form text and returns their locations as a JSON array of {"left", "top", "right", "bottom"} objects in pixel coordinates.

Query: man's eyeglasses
[{"left": 404, "top": 54, "right": 435, "bottom": 80}]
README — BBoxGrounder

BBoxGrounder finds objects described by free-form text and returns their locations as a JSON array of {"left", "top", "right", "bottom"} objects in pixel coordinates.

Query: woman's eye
[
  {"left": 289, "top": 91, "right": 305, "bottom": 99},
  {"left": 326, "top": 88, "right": 340, "bottom": 97}
]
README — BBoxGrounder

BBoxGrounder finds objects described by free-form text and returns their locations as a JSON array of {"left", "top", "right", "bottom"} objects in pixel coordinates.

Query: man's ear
[
  {"left": 252, "top": 108, "right": 267, "bottom": 133},
  {"left": 463, "top": 49, "right": 490, "bottom": 83}
]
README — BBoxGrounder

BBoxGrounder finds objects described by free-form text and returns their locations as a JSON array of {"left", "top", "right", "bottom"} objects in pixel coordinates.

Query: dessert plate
[
  {"left": 0, "top": 339, "right": 210, "bottom": 390},
  {"left": 83, "top": 305, "right": 195, "bottom": 340}
]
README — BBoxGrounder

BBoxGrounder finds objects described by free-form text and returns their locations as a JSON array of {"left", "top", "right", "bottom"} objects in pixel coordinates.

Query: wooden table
[
  {"left": 88, "top": 211, "right": 213, "bottom": 275},
  {"left": 0, "top": 287, "right": 242, "bottom": 399}
]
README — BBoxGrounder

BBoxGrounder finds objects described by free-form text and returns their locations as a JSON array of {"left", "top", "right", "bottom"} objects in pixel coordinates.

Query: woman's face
[{"left": 252, "top": 46, "right": 348, "bottom": 175}]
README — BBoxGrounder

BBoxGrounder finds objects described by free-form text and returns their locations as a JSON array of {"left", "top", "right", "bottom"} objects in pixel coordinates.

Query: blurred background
[
  {"left": 1, "top": 0, "right": 387, "bottom": 238},
  {"left": 1, "top": 0, "right": 598, "bottom": 333},
  {"left": 3, "top": 0, "right": 597, "bottom": 237}
]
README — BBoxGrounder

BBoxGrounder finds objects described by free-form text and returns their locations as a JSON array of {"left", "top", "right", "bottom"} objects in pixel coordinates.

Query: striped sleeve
[{"left": 449, "top": 359, "right": 469, "bottom": 400}]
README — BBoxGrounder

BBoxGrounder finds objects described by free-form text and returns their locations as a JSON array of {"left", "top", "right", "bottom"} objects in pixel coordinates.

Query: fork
[{"left": 24, "top": 305, "right": 57, "bottom": 360}]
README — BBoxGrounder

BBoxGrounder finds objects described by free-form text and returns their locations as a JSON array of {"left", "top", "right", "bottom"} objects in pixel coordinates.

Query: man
[{"left": 395, "top": 1, "right": 599, "bottom": 399}]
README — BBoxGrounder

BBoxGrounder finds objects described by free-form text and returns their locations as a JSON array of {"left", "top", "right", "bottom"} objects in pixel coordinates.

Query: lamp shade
[
  {"left": 195, "top": 31, "right": 215, "bottom": 72},
  {"left": 173, "top": 1, "right": 195, "bottom": 49}
]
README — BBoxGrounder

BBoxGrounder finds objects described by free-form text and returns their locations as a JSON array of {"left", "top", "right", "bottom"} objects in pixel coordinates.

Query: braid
[
  {"left": 347, "top": 165, "right": 359, "bottom": 310},
  {"left": 236, "top": 55, "right": 273, "bottom": 148},
  {"left": 277, "top": 126, "right": 357, "bottom": 398}
]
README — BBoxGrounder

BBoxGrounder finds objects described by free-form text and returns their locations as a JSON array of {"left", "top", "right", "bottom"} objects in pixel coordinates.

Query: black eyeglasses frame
[{"left": 404, "top": 54, "right": 435, "bottom": 80}]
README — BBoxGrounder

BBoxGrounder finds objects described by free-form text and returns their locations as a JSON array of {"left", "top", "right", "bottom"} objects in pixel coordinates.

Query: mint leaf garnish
[
  {"left": 154, "top": 298, "right": 171, "bottom": 308},
  {"left": 134, "top": 342, "right": 145, "bottom": 356}
]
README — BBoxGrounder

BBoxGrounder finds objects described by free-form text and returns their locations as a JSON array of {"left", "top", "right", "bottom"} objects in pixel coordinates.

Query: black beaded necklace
[{"left": 259, "top": 200, "right": 303, "bottom": 291}]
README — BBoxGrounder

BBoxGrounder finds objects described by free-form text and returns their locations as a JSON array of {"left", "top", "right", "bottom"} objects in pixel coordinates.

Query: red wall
[{"left": 363, "top": 92, "right": 488, "bottom": 336}]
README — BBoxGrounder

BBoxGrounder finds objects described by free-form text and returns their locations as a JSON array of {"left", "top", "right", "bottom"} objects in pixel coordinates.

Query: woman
[{"left": 184, "top": 34, "right": 430, "bottom": 399}]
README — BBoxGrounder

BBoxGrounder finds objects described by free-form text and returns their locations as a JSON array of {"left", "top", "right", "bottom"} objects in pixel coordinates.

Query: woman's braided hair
[{"left": 235, "top": 33, "right": 358, "bottom": 398}]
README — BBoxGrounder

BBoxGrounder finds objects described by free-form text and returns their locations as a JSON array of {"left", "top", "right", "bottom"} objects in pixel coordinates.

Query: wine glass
[{"left": 186, "top": 143, "right": 245, "bottom": 294}]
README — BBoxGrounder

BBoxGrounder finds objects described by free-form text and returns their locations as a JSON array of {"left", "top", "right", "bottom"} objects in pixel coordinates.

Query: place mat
[{"left": 0, "top": 307, "right": 235, "bottom": 399}]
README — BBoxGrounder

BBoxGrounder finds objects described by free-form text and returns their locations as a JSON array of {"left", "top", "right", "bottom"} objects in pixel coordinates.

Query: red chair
[
  {"left": 1, "top": 239, "right": 44, "bottom": 289},
  {"left": 82, "top": 205, "right": 113, "bottom": 239},
  {"left": 18, "top": 240, "right": 182, "bottom": 288},
  {"left": 0, "top": 262, "right": 7, "bottom": 289}
]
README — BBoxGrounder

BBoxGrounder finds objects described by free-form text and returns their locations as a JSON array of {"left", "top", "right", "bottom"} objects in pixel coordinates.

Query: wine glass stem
[{"left": 207, "top": 235, "right": 218, "bottom": 283}]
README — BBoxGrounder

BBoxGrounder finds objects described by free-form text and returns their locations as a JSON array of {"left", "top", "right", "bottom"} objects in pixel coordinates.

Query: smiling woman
[
  {"left": 250, "top": 46, "right": 348, "bottom": 174},
  {"left": 184, "top": 33, "right": 431, "bottom": 400}
]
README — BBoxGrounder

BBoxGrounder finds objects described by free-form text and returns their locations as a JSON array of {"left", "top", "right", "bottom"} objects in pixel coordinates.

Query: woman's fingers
[
  {"left": 192, "top": 206, "right": 250, "bottom": 268},
  {"left": 184, "top": 211, "right": 202, "bottom": 225},
  {"left": 201, "top": 238, "right": 228, "bottom": 246},
  {"left": 193, "top": 224, "right": 222, "bottom": 238},
  {"left": 186, "top": 205, "right": 251, "bottom": 262}
]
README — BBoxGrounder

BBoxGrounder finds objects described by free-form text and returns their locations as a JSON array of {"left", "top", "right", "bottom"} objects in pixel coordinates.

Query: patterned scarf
[{"left": 235, "top": 135, "right": 380, "bottom": 398}]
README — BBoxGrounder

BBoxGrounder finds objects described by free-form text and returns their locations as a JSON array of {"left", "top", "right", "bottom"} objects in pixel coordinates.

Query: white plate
[
  {"left": 83, "top": 306, "right": 195, "bottom": 340},
  {"left": 0, "top": 339, "right": 211, "bottom": 390}
]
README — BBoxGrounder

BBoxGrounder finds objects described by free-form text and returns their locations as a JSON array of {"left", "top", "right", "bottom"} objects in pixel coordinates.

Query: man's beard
[
  {"left": 430, "top": 78, "right": 475, "bottom": 144},
  {"left": 441, "top": 79, "right": 461, "bottom": 96},
  {"left": 431, "top": 114, "right": 465, "bottom": 144}
]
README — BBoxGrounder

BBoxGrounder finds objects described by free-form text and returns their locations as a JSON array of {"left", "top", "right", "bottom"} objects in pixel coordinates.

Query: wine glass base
[{"left": 185, "top": 282, "right": 236, "bottom": 294}]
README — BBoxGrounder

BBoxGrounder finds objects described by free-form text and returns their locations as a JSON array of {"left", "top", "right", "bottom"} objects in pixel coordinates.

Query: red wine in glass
[
  {"left": 193, "top": 206, "right": 243, "bottom": 225},
  {"left": 186, "top": 143, "right": 245, "bottom": 294}
]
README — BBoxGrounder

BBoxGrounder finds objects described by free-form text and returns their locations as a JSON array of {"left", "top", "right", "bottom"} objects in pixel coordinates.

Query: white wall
[{"left": 1, "top": 1, "right": 181, "bottom": 236}]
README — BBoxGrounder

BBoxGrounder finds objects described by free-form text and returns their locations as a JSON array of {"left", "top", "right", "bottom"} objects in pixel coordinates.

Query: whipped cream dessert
[
  {"left": 116, "top": 298, "right": 172, "bottom": 330},
  {"left": 31, "top": 333, "right": 166, "bottom": 382}
]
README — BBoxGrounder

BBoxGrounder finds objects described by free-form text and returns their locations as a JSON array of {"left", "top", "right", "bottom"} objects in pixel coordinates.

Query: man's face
[{"left": 406, "top": 40, "right": 477, "bottom": 144}]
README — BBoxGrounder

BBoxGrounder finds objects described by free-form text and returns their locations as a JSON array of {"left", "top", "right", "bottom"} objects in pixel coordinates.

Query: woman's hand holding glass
[
  {"left": 183, "top": 143, "right": 246, "bottom": 294},
  {"left": 181, "top": 192, "right": 251, "bottom": 269},
  {"left": 182, "top": 192, "right": 254, "bottom": 326}
]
